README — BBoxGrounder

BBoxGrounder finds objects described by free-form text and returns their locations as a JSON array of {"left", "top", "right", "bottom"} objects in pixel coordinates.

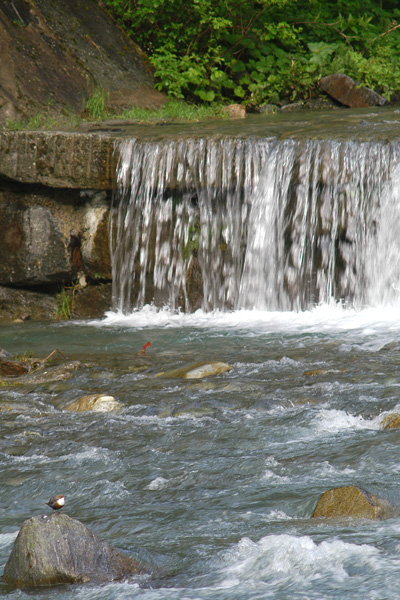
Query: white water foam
[
  {"left": 93, "top": 303, "right": 400, "bottom": 348},
  {"left": 221, "top": 533, "right": 382, "bottom": 587},
  {"left": 311, "top": 409, "right": 381, "bottom": 434}
]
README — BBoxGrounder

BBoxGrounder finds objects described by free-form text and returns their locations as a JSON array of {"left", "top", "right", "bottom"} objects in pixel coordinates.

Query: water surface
[{"left": 1, "top": 305, "right": 400, "bottom": 598}]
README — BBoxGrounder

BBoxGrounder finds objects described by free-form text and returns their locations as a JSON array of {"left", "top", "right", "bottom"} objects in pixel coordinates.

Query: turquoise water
[{"left": 1, "top": 306, "right": 400, "bottom": 598}]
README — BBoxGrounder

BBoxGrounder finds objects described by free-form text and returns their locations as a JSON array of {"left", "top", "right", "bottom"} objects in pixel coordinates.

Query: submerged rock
[
  {"left": 381, "top": 413, "right": 400, "bottom": 429},
  {"left": 320, "top": 74, "right": 388, "bottom": 108},
  {"left": 156, "top": 361, "right": 232, "bottom": 379},
  {"left": 65, "top": 394, "right": 121, "bottom": 412},
  {"left": 18, "top": 361, "right": 84, "bottom": 385},
  {"left": 3, "top": 513, "right": 142, "bottom": 589},
  {"left": 312, "top": 485, "right": 398, "bottom": 520}
]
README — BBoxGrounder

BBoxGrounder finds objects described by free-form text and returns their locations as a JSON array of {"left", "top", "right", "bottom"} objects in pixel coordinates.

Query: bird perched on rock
[{"left": 46, "top": 494, "right": 65, "bottom": 510}]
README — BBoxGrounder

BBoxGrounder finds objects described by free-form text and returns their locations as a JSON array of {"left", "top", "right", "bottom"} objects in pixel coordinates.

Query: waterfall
[{"left": 111, "top": 136, "right": 400, "bottom": 313}]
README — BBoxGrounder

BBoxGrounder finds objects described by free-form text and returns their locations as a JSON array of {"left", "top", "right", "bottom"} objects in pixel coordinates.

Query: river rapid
[{"left": 2, "top": 304, "right": 400, "bottom": 599}]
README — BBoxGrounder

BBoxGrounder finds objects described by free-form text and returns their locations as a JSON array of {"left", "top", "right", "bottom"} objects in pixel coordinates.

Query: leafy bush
[{"left": 102, "top": 0, "right": 400, "bottom": 105}]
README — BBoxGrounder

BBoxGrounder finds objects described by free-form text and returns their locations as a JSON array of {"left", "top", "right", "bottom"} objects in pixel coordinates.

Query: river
[{"left": 2, "top": 304, "right": 400, "bottom": 599}]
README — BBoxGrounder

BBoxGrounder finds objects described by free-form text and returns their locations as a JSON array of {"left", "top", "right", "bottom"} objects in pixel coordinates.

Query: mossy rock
[
  {"left": 312, "top": 485, "right": 398, "bottom": 520},
  {"left": 381, "top": 413, "right": 400, "bottom": 429}
]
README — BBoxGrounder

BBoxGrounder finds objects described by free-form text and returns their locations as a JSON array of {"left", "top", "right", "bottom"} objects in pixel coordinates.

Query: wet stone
[
  {"left": 3, "top": 513, "right": 143, "bottom": 589},
  {"left": 65, "top": 394, "right": 122, "bottom": 412},
  {"left": 156, "top": 361, "right": 232, "bottom": 379},
  {"left": 312, "top": 485, "right": 398, "bottom": 520},
  {"left": 381, "top": 413, "right": 400, "bottom": 429}
]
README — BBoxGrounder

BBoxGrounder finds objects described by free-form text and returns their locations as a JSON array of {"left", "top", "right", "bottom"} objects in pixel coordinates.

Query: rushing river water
[{"left": 2, "top": 305, "right": 400, "bottom": 599}]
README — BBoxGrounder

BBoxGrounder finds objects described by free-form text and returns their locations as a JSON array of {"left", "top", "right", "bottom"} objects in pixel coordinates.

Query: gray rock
[
  {"left": 3, "top": 513, "right": 142, "bottom": 589},
  {"left": 0, "top": 179, "right": 112, "bottom": 287}
]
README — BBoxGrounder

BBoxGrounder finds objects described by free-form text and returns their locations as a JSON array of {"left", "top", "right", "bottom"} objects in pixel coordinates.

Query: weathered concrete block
[{"left": 0, "top": 131, "right": 115, "bottom": 189}]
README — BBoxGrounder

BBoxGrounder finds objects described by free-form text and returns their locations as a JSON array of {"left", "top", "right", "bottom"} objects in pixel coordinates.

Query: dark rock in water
[
  {"left": 3, "top": 513, "right": 142, "bottom": 589},
  {"left": 320, "top": 74, "right": 388, "bottom": 108},
  {"left": 0, "top": 358, "right": 28, "bottom": 377},
  {"left": 312, "top": 485, "right": 399, "bottom": 520}
]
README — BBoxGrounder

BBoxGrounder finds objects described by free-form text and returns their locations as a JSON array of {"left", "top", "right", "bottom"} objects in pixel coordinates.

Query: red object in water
[{"left": 140, "top": 341, "right": 151, "bottom": 354}]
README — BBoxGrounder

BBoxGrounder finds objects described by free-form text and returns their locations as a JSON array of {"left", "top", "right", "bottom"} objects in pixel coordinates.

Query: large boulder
[
  {"left": 312, "top": 485, "right": 398, "bottom": 520},
  {"left": 3, "top": 513, "right": 142, "bottom": 589},
  {"left": 0, "top": 183, "right": 112, "bottom": 287},
  {"left": 320, "top": 74, "right": 388, "bottom": 108},
  {"left": 0, "top": 0, "right": 165, "bottom": 120}
]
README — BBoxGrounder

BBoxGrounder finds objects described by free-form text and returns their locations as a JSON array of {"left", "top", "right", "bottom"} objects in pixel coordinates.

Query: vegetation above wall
[{"left": 101, "top": 0, "right": 400, "bottom": 106}]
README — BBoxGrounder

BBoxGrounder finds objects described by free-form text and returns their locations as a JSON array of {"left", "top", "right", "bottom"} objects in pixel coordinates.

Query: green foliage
[
  {"left": 85, "top": 87, "right": 110, "bottom": 119},
  {"left": 121, "top": 99, "right": 228, "bottom": 121},
  {"left": 102, "top": 0, "right": 400, "bottom": 105},
  {"left": 56, "top": 288, "right": 71, "bottom": 320}
]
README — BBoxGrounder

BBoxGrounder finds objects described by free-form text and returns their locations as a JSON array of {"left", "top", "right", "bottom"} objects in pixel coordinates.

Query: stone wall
[{"left": 0, "top": 130, "right": 117, "bottom": 322}]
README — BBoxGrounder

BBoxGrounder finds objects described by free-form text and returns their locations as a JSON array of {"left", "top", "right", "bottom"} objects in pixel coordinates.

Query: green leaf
[{"left": 196, "top": 89, "right": 215, "bottom": 102}]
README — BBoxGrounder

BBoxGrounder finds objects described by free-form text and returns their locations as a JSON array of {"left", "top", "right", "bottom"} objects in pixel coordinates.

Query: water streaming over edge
[{"left": 111, "top": 136, "right": 400, "bottom": 313}]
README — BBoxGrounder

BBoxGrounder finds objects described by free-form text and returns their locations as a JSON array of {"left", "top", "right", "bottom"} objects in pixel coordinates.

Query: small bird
[{"left": 46, "top": 494, "right": 65, "bottom": 511}]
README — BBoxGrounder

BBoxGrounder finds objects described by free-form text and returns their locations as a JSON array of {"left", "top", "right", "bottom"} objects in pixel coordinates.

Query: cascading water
[{"left": 111, "top": 135, "right": 400, "bottom": 313}]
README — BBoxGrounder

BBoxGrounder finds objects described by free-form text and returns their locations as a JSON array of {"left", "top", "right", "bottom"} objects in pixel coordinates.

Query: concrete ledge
[{"left": 0, "top": 131, "right": 116, "bottom": 189}]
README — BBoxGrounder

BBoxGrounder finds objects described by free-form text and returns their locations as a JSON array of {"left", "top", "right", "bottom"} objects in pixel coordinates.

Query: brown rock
[
  {"left": 382, "top": 413, "right": 400, "bottom": 429},
  {"left": 320, "top": 74, "right": 388, "bottom": 108},
  {"left": 312, "top": 485, "right": 397, "bottom": 520},
  {"left": 223, "top": 104, "right": 246, "bottom": 119},
  {"left": 0, "top": 358, "right": 28, "bottom": 377}
]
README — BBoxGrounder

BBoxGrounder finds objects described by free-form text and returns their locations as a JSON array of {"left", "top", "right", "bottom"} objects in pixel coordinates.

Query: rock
[
  {"left": 68, "top": 283, "right": 112, "bottom": 319},
  {"left": 156, "top": 361, "right": 232, "bottom": 379},
  {"left": 0, "top": 0, "right": 165, "bottom": 120},
  {"left": 381, "top": 413, "right": 400, "bottom": 429},
  {"left": 280, "top": 102, "right": 304, "bottom": 112},
  {"left": 223, "top": 104, "right": 246, "bottom": 119},
  {"left": 18, "top": 361, "right": 84, "bottom": 385},
  {"left": 312, "top": 485, "right": 398, "bottom": 520},
  {"left": 3, "top": 513, "right": 142, "bottom": 588},
  {"left": 257, "top": 104, "right": 279, "bottom": 114},
  {"left": 65, "top": 394, "right": 121, "bottom": 412},
  {"left": 320, "top": 74, "right": 388, "bottom": 108},
  {"left": 303, "top": 368, "right": 347, "bottom": 377},
  {"left": 0, "top": 182, "right": 112, "bottom": 287},
  {"left": 0, "top": 358, "right": 28, "bottom": 377}
]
